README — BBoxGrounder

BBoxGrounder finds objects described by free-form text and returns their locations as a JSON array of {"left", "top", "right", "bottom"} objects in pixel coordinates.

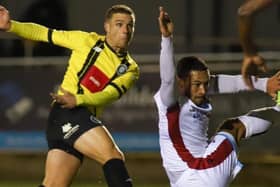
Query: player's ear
[
  {"left": 177, "top": 76, "right": 185, "bottom": 93},
  {"left": 177, "top": 75, "right": 191, "bottom": 97},
  {"left": 177, "top": 75, "right": 189, "bottom": 87},
  {"left": 104, "top": 22, "right": 109, "bottom": 33}
]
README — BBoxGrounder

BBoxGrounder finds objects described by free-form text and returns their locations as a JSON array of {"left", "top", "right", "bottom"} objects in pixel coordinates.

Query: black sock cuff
[
  {"left": 103, "top": 158, "right": 132, "bottom": 187},
  {"left": 103, "top": 158, "right": 124, "bottom": 170}
]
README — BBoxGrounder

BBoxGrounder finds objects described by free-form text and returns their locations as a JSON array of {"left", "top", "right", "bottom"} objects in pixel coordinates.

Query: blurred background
[{"left": 0, "top": 0, "right": 280, "bottom": 186}]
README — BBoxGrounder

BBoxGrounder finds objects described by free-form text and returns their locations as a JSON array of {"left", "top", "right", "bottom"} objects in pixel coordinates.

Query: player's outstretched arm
[
  {"left": 238, "top": 0, "right": 274, "bottom": 89},
  {"left": 0, "top": 5, "right": 11, "bottom": 31},
  {"left": 210, "top": 70, "right": 280, "bottom": 99},
  {"left": 158, "top": 7, "right": 176, "bottom": 107}
]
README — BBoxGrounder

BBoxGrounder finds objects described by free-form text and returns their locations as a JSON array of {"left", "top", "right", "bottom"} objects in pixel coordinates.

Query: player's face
[
  {"left": 179, "top": 70, "right": 210, "bottom": 106},
  {"left": 104, "top": 13, "right": 135, "bottom": 53}
]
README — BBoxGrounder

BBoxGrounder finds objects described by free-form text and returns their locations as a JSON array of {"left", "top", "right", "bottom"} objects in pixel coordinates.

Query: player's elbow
[
  {"left": 237, "top": 0, "right": 273, "bottom": 17},
  {"left": 237, "top": 6, "right": 255, "bottom": 17}
]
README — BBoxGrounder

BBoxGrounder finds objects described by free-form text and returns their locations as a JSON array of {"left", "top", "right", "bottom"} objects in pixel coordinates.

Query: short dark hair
[
  {"left": 176, "top": 56, "right": 209, "bottom": 79},
  {"left": 105, "top": 5, "right": 135, "bottom": 23}
]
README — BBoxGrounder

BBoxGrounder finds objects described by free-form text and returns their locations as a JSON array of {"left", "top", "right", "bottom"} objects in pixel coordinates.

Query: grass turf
[{"left": 0, "top": 181, "right": 276, "bottom": 187}]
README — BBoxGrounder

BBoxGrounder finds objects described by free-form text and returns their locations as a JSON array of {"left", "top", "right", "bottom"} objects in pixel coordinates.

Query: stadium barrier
[{"left": 0, "top": 53, "right": 280, "bottom": 153}]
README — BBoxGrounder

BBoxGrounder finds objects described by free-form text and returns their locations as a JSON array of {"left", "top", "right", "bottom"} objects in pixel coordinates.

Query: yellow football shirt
[{"left": 9, "top": 20, "right": 139, "bottom": 116}]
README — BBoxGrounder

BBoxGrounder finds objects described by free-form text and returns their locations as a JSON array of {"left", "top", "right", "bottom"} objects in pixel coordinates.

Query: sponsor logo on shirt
[
  {"left": 190, "top": 106, "right": 210, "bottom": 120},
  {"left": 89, "top": 76, "right": 101, "bottom": 87}
]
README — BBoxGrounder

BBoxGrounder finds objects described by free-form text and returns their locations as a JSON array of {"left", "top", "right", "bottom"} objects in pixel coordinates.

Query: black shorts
[{"left": 46, "top": 102, "right": 102, "bottom": 161}]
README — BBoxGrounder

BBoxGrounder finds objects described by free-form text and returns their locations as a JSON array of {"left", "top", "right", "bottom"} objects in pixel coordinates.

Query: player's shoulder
[{"left": 88, "top": 32, "right": 105, "bottom": 42}]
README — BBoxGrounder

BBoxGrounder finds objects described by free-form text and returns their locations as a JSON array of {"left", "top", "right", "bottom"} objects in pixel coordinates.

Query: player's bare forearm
[
  {"left": 238, "top": 0, "right": 274, "bottom": 56},
  {"left": 238, "top": 0, "right": 274, "bottom": 88},
  {"left": 238, "top": 15, "right": 256, "bottom": 56}
]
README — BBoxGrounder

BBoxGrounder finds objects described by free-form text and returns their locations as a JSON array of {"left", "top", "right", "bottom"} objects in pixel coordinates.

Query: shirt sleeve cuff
[
  {"left": 8, "top": 20, "right": 17, "bottom": 32},
  {"left": 253, "top": 77, "right": 268, "bottom": 92},
  {"left": 75, "top": 95, "right": 83, "bottom": 106}
]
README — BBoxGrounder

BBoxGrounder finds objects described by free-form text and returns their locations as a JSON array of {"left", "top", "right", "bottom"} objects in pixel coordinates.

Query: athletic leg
[
  {"left": 74, "top": 125, "right": 132, "bottom": 187},
  {"left": 46, "top": 103, "right": 132, "bottom": 186},
  {"left": 210, "top": 105, "right": 280, "bottom": 184},
  {"left": 40, "top": 149, "right": 81, "bottom": 187},
  {"left": 217, "top": 105, "right": 280, "bottom": 144}
]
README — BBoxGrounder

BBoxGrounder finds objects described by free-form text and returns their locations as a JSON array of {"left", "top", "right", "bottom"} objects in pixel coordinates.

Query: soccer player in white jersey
[{"left": 155, "top": 6, "right": 280, "bottom": 187}]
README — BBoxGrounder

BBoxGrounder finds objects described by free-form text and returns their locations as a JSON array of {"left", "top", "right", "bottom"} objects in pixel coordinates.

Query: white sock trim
[{"left": 238, "top": 116, "right": 271, "bottom": 138}]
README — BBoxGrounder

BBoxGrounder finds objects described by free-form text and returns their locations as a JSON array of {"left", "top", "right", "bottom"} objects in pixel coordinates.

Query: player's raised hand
[
  {"left": 0, "top": 5, "right": 11, "bottom": 31},
  {"left": 241, "top": 54, "right": 267, "bottom": 89},
  {"left": 158, "top": 6, "right": 173, "bottom": 37},
  {"left": 266, "top": 70, "right": 280, "bottom": 100}
]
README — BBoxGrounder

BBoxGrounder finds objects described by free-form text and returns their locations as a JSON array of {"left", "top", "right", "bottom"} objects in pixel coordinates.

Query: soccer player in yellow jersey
[{"left": 0, "top": 4, "right": 139, "bottom": 187}]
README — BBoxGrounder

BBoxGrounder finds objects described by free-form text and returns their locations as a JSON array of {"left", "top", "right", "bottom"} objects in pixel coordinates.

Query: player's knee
[
  {"left": 217, "top": 118, "right": 245, "bottom": 144},
  {"left": 118, "top": 150, "right": 125, "bottom": 161},
  {"left": 104, "top": 146, "right": 125, "bottom": 163},
  {"left": 218, "top": 118, "right": 238, "bottom": 131},
  {"left": 113, "top": 148, "right": 125, "bottom": 161}
]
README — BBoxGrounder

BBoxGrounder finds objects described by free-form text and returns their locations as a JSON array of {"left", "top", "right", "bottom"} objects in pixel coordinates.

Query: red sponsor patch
[{"left": 80, "top": 66, "right": 110, "bottom": 93}]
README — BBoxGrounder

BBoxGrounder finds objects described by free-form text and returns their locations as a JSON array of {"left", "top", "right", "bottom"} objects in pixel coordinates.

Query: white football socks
[{"left": 238, "top": 115, "right": 271, "bottom": 138}]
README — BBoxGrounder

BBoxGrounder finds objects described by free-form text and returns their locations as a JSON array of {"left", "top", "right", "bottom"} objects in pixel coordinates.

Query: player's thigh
[
  {"left": 43, "top": 149, "right": 81, "bottom": 187},
  {"left": 74, "top": 125, "right": 123, "bottom": 164}
]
